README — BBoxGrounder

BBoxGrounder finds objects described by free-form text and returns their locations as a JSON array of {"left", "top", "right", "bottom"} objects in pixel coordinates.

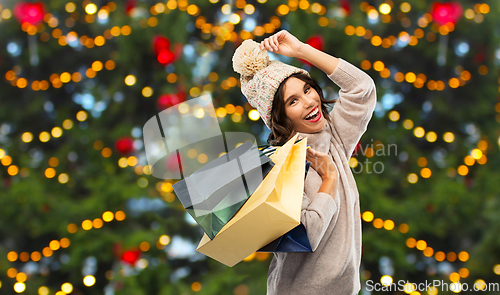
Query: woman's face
[{"left": 282, "top": 77, "right": 325, "bottom": 134}]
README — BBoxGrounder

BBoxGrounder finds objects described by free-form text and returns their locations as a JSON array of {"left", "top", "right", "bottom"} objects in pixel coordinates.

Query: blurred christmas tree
[{"left": 0, "top": 0, "right": 499, "bottom": 294}]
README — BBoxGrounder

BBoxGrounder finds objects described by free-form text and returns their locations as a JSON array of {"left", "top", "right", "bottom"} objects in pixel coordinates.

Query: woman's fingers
[
  {"left": 271, "top": 35, "right": 279, "bottom": 50},
  {"left": 264, "top": 38, "right": 274, "bottom": 52}
]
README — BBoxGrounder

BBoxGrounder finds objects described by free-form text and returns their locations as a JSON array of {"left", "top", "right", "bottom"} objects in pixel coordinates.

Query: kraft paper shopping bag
[{"left": 196, "top": 134, "right": 306, "bottom": 266}]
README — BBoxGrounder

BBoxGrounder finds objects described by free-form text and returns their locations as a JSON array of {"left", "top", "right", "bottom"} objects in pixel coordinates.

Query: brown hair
[{"left": 267, "top": 72, "right": 334, "bottom": 145}]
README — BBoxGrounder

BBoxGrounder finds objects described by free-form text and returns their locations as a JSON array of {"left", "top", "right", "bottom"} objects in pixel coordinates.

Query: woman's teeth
[{"left": 305, "top": 107, "right": 319, "bottom": 120}]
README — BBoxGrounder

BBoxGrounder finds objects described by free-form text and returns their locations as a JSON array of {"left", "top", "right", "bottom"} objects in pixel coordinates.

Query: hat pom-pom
[{"left": 232, "top": 39, "right": 269, "bottom": 77}]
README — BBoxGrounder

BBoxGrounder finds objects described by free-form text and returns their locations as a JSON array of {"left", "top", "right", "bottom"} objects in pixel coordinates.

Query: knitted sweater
[{"left": 266, "top": 58, "right": 377, "bottom": 295}]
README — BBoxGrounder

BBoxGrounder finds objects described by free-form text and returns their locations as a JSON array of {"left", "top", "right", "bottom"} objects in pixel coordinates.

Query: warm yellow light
[
  {"left": 45, "top": 168, "right": 56, "bottom": 178},
  {"left": 191, "top": 282, "right": 202, "bottom": 292},
  {"left": 426, "top": 131, "right": 437, "bottom": 142},
  {"left": 423, "top": 247, "right": 434, "bottom": 257},
  {"left": 125, "top": 75, "right": 136, "bottom": 86},
  {"left": 221, "top": 4, "right": 231, "bottom": 14},
  {"left": 435, "top": 251, "right": 445, "bottom": 261},
  {"left": 61, "top": 283, "right": 73, "bottom": 293},
  {"left": 22, "top": 132, "right": 33, "bottom": 143},
  {"left": 383, "top": 220, "right": 394, "bottom": 230},
  {"left": 115, "top": 211, "right": 126, "bottom": 221},
  {"left": 67, "top": 223, "right": 77, "bottom": 233},
  {"left": 471, "top": 148, "right": 482, "bottom": 159},
  {"left": 102, "top": 211, "right": 114, "bottom": 222},
  {"left": 93, "top": 218, "right": 103, "bottom": 229},
  {"left": 248, "top": 109, "right": 260, "bottom": 121},
  {"left": 405, "top": 72, "right": 416, "bottom": 83},
  {"left": 400, "top": 2, "right": 411, "bottom": 13},
  {"left": 14, "top": 282, "right": 26, "bottom": 293},
  {"left": 379, "top": 3, "right": 391, "bottom": 15},
  {"left": 407, "top": 173, "right": 418, "bottom": 183},
  {"left": 373, "top": 61, "right": 385, "bottom": 71},
  {"left": 403, "top": 119, "right": 413, "bottom": 129},
  {"left": 457, "top": 165, "right": 469, "bottom": 176},
  {"left": 493, "top": 264, "right": 500, "bottom": 275},
  {"left": 82, "top": 220, "right": 93, "bottom": 230},
  {"left": 39, "top": 131, "right": 51, "bottom": 142},
  {"left": 449, "top": 272, "right": 460, "bottom": 283},
  {"left": 159, "top": 235, "right": 171, "bottom": 245},
  {"left": 49, "top": 240, "right": 60, "bottom": 251},
  {"left": 443, "top": 132, "right": 455, "bottom": 143},
  {"left": 413, "top": 127, "right": 425, "bottom": 138},
  {"left": 229, "top": 13, "right": 240, "bottom": 24},
  {"left": 458, "top": 251, "right": 469, "bottom": 262},
  {"left": 381, "top": 275, "right": 393, "bottom": 286},
  {"left": 349, "top": 157, "right": 358, "bottom": 168},
  {"left": 39, "top": 286, "right": 50, "bottom": 295},
  {"left": 76, "top": 110, "right": 87, "bottom": 121},
  {"left": 65, "top": 2, "right": 76, "bottom": 13},
  {"left": 51, "top": 127, "right": 63, "bottom": 138},
  {"left": 373, "top": 218, "right": 384, "bottom": 228},
  {"left": 368, "top": 9, "right": 379, "bottom": 19},
  {"left": 399, "top": 223, "right": 409, "bottom": 233},
  {"left": 407, "top": 238, "right": 416, "bottom": 248},
  {"left": 416, "top": 240, "right": 427, "bottom": 250},
  {"left": 83, "top": 275, "right": 96, "bottom": 287},
  {"left": 388, "top": 111, "right": 400, "bottom": 122},
  {"left": 420, "top": 168, "right": 431, "bottom": 178},
  {"left": 60, "top": 238, "right": 70, "bottom": 248},
  {"left": 244, "top": 4, "right": 255, "bottom": 14},
  {"left": 16, "top": 272, "right": 27, "bottom": 282},
  {"left": 362, "top": 211, "right": 374, "bottom": 222},
  {"left": 62, "top": 119, "right": 74, "bottom": 129},
  {"left": 58, "top": 173, "right": 69, "bottom": 184},
  {"left": 85, "top": 3, "right": 97, "bottom": 14},
  {"left": 142, "top": 87, "right": 153, "bottom": 97}
]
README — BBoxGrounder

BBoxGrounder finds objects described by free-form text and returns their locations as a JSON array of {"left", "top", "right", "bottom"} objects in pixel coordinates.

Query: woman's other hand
[
  {"left": 306, "top": 148, "right": 338, "bottom": 181},
  {"left": 259, "top": 30, "right": 304, "bottom": 58}
]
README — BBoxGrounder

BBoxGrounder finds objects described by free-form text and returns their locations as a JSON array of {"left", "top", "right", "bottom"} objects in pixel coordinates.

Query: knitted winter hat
[{"left": 232, "top": 39, "right": 310, "bottom": 130}]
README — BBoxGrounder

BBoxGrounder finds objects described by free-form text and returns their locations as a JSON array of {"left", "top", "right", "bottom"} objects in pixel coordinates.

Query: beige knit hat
[{"left": 232, "top": 39, "right": 310, "bottom": 130}]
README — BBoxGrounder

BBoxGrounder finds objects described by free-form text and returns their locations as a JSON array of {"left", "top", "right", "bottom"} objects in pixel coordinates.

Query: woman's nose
[{"left": 303, "top": 96, "right": 314, "bottom": 108}]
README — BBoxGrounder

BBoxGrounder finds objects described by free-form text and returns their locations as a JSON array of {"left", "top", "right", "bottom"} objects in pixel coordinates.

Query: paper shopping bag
[
  {"left": 172, "top": 141, "right": 274, "bottom": 239},
  {"left": 196, "top": 134, "right": 307, "bottom": 266},
  {"left": 257, "top": 161, "right": 313, "bottom": 253},
  {"left": 257, "top": 223, "right": 312, "bottom": 252}
]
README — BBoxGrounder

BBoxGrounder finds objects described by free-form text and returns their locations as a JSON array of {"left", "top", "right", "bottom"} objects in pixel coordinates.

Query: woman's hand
[
  {"left": 306, "top": 147, "right": 338, "bottom": 181},
  {"left": 259, "top": 30, "right": 304, "bottom": 58}
]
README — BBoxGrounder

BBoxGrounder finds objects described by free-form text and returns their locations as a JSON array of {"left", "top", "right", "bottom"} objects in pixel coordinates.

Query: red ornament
[
  {"left": 153, "top": 36, "right": 171, "bottom": 56},
  {"left": 152, "top": 36, "right": 182, "bottom": 65},
  {"left": 121, "top": 249, "right": 141, "bottom": 266},
  {"left": 352, "top": 141, "right": 362, "bottom": 157},
  {"left": 125, "top": 0, "right": 137, "bottom": 16},
  {"left": 157, "top": 93, "right": 182, "bottom": 110},
  {"left": 115, "top": 137, "right": 134, "bottom": 154},
  {"left": 430, "top": 2, "right": 463, "bottom": 26},
  {"left": 14, "top": 2, "right": 45, "bottom": 25},
  {"left": 340, "top": 0, "right": 351, "bottom": 16},
  {"left": 157, "top": 49, "right": 175, "bottom": 65},
  {"left": 299, "top": 36, "right": 324, "bottom": 66}
]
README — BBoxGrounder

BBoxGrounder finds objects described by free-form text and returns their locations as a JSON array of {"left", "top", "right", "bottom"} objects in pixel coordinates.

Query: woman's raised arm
[{"left": 259, "top": 30, "right": 340, "bottom": 76}]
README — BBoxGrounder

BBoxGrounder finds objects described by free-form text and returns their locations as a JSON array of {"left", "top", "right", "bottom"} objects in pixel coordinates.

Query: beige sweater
[{"left": 266, "top": 58, "right": 377, "bottom": 295}]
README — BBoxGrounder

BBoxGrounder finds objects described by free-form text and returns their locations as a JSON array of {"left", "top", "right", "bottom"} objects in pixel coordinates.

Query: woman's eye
[
  {"left": 305, "top": 86, "right": 311, "bottom": 93},
  {"left": 290, "top": 99, "right": 297, "bottom": 105}
]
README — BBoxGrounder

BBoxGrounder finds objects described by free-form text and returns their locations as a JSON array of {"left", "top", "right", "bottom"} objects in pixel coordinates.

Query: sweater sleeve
[
  {"left": 327, "top": 58, "right": 377, "bottom": 159},
  {"left": 301, "top": 191, "right": 338, "bottom": 251}
]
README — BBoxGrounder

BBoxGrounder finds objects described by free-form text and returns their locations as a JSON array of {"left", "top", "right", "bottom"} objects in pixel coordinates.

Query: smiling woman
[
  {"left": 268, "top": 72, "right": 334, "bottom": 145},
  {"left": 232, "top": 30, "right": 377, "bottom": 295}
]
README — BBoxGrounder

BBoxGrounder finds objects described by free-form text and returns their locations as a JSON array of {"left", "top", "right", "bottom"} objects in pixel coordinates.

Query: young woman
[{"left": 232, "top": 30, "right": 377, "bottom": 295}]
